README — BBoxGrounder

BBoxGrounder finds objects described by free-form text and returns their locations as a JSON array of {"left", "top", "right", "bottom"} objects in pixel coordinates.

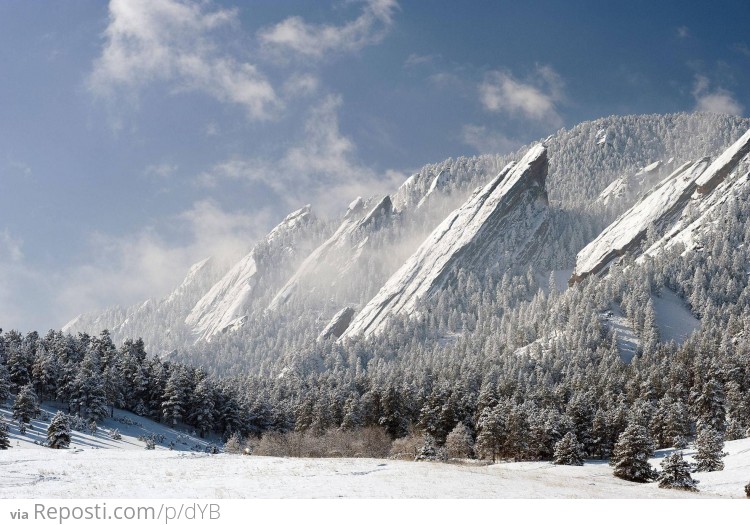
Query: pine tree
[
  {"left": 657, "top": 452, "right": 698, "bottom": 491},
  {"left": 694, "top": 427, "right": 725, "bottom": 472},
  {"left": 190, "top": 378, "right": 215, "bottom": 438},
  {"left": 553, "top": 431, "right": 584, "bottom": 466},
  {"left": 0, "top": 364, "right": 12, "bottom": 406},
  {"left": 12, "top": 385, "right": 40, "bottom": 433},
  {"left": 162, "top": 367, "right": 190, "bottom": 427},
  {"left": 47, "top": 411, "right": 71, "bottom": 449},
  {"left": 475, "top": 405, "right": 506, "bottom": 462},
  {"left": 611, "top": 423, "right": 656, "bottom": 482},
  {"left": 445, "top": 422, "right": 474, "bottom": 459},
  {"left": 0, "top": 415, "right": 11, "bottom": 449}
]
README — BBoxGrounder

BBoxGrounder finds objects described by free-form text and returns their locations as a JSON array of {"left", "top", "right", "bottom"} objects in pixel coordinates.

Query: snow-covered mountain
[
  {"left": 185, "top": 205, "right": 319, "bottom": 341},
  {"left": 343, "top": 144, "right": 549, "bottom": 339},
  {"left": 62, "top": 113, "right": 750, "bottom": 369},
  {"left": 572, "top": 128, "right": 750, "bottom": 283}
]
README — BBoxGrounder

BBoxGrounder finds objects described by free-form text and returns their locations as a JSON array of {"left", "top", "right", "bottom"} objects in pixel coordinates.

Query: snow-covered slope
[
  {"left": 185, "top": 205, "right": 317, "bottom": 341},
  {"left": 0, "top": 403, "right": 216, "bottom": 452},
  {"left": 343, "top": 145, "right": 550, "bottom": 339},
  {"left": 572, "top": 128, "right": 750, "bottom": 283},
  {"left": 267, "top": 196, "right": 393, "bottom": 311}
]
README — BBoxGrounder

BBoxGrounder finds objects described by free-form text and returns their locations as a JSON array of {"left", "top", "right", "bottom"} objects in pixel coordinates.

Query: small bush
[{"left": 389, "top": 433, "right": 423, "bottom": 460}]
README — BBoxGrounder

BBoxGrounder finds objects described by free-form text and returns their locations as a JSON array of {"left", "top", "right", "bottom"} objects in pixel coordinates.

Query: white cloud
[
  {"left": 197, "top": 95, "right": 405, "bottom": 215},
  {"left": 404, "top": 53, "right": 439, "bottom": 68},
  {"left": 0, "top": 229, "right": 23, "bottom": 263},
  {"left": 461, "top": 125, "right": 522, "bottom": 155},
  {"left": 89, "top": 0, "right": 280, "bottom": 120},
  {"left": 692, "top": 75, "right": 744, "bottom": 116},
  {"left": 479, "top": 66, "right": 564, "bottom": 126},
  {"left": 258, "top": 0, "right": 399, "bottom": 61},
  {"left": 283, "top": 73, "right": 320, "bottom": 97},
  {"left": 55, "top": 200, "right": 271, "bottom": 322},
  {"left": 677, "top": 26, "right": 690, "bottom": 39},
  {"left": 143, "top": 162, "right": 178, "bottom": 179}
]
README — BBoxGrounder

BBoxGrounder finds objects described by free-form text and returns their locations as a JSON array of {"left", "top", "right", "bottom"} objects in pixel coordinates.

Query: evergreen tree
[
  {"left": 611, "top": 423, "right": 656, "bottom": 482},
  {"left": 475, "top": 405, "right": 505, "bottom": 462},
  {"left": 553, "top": 431, "right": 584, "bottom": 466},
  {"left": 0, "top": 364, "right": 11, "bottom": 406},
  {"left": 657, "top": 452, "right": 698, "bottom": 491},
  {"left": 162, "top": 367, "right": 190, "bottom": 427},
  {"left": 694, "top": 427, "right": 725, "bottom": 472},
  {"left": 0, "top": 415, "right": 10, "bottom": 449},
  {"left": 47, "top": 411, "right": 71, "bottom": 449},
  {"left": 12, "top": 385, "right": 40, "bottom": 434},
  {"left": 190, "top": 378, "right": 215, "bottom": 438}
]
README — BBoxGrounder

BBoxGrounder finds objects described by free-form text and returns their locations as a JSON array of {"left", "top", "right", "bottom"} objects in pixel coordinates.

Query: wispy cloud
[
  {"left": 0, "top": 229, "right": 24, "bottom": 264},
  {"left": 197, "top": 95, "right": 404, "bottom": 215},
  {"left": 143, "top": 162, "right": 178, "bottom": 179},
  {"left": 677, "top": 26, "right": 690, "bottom": 39},
  {"left": 479, "top": 65, "right": 564, "bottom": 126},
  {"left": 55, "top": 199, "right": 271, "bottom": 322},
  {"left": 461, "top": 125, "right": 522, "bottom": 155},
  {"left": 258, "top": 0, "right": 399, "bottom": 61},
  {"left": 404, "top": 53, "right": 440, "bottom": 68},
  {"left": 692, "top": 75, "right": 744, "bottom": 115},
  {"left": 88, "top": 0, "right": 280, "bottom": 120}
]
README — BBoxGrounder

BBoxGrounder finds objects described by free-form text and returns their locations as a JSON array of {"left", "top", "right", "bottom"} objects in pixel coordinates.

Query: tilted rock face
[
  {"left": 267, "top": 195, "right": 393, "bottom": 311},
  {"left": 572, "top": 128, "right": 750, "bottom": 283},
  {"left": 317, "top": 306, "right": 356, "bottom": 341},
  {"left": 185, "top": 205, "right": 317, "bottom": 341},
  {"left": 341, "top": 144, "right": 550, "bottom": 339}
]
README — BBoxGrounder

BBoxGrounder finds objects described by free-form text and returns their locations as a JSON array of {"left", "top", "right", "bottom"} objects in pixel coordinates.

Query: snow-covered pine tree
[
  {"left": 657, "top": 452, "right": 698, "bottom": 491},
  {"left": 694, "top": 427, "right": 725, "bottom": 472},
  {"left": 0, "top": 364, "right": 12, "bottom": 406},
  {"left": 12, "top": 385, "right": 40, "bottom": 434},
  {"left": 0, "top": 415, "right": 11, "bottom": 449},
  {"left": 445, "top": 422, "right": 474, "bottom": 459},
  {"left": 190, "top": 378, "right": 215, "bottom": 438},
  {"left": 47, "top": 411, "right": 71, "bottom": 449},
  {"left": 553, "top": 431, "right": 584, "bottom": 466},
  {"left": 611, "top": 423, "right": 656, "bottom": 482},
  {"left": 162, "top": 366, "right": 191, "bottom": 427}
]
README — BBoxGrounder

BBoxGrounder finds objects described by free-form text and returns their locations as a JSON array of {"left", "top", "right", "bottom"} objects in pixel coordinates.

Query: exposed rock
[
  {"left": 342, "top": 144, "right": 549, "bottom": 339},
  {"left": 185, "top": 205, "right": 316, "bottom": 341},
  {"left": 573, "top": 128, "right": 750, "bottom": 283},
  {"left": 267, "top": 196, "right": 393, "bottom": 311},
  {"left": 317, "top": 307, "right": 356, "bottom": 341}
]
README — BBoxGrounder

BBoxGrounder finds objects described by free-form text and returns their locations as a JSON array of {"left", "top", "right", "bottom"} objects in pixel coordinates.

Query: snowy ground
[
  {"left": 1, "top": 404, "right": 747, "bottom": 498},
  {"left": 1, "top": 436, "right": 749, "bottom": 498},
  {"left": 0, "top": 403, "right": 218, "bottom": 453},
  {"left": 652, "top": 288, "right": 700, "bottom": 344},
  {"left": 602, "top": 302, "right": 639, "bottom": 362}
]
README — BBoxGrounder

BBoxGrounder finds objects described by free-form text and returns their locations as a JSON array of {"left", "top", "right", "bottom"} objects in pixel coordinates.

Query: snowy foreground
[
  {"left": 0, "top": 440, "right": 749, "bottom": 498},
  {"left": 2, "top": 405, "right": 749, "bottom": 498}
]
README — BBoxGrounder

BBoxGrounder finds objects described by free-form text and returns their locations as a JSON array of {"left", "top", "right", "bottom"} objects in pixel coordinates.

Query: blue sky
[{"left": 1, "top": 0, "right": 749, "bottom": 331}]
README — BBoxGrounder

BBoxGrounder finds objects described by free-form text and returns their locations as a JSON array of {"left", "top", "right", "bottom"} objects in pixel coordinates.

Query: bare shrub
[
  {"left": 251, "top": 427, "right": 392, "bottom": 458},
  {"left": 445, "top": 423, "right": 474, "bottom": 459},
  {"left": 389, "top": 432, "right": 423, "bottom": 460}
]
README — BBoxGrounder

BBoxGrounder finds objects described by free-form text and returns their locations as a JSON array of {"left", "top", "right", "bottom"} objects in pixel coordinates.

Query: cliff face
[
  {"left": 267, "top": 195, "right": 393, "bottom": 311},
  {"left": 185, "top": 205, "right": 317, "bottom": 341},
  {"left": 571, "top": 128, "right": 750, "bottom": 284},
  {"left": 342, "top": 144, "right": 550, "bottom": 339}
]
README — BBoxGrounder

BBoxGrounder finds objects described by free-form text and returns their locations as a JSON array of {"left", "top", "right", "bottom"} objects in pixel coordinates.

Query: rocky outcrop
[
  {"left": 267, "top": 196, "right": 393, "bottom": 311},
  {"left": 317, "top": 306, "right": 356, "bottom": 341},
  {"left": 572, "top": 128, "right": 750, "bottom": 283},
  {"left": 185, "top": 205, "right": 316, "bottom": 341},
  {"left": 342, "top": 144, "right": 549, "bottom": 339}
]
